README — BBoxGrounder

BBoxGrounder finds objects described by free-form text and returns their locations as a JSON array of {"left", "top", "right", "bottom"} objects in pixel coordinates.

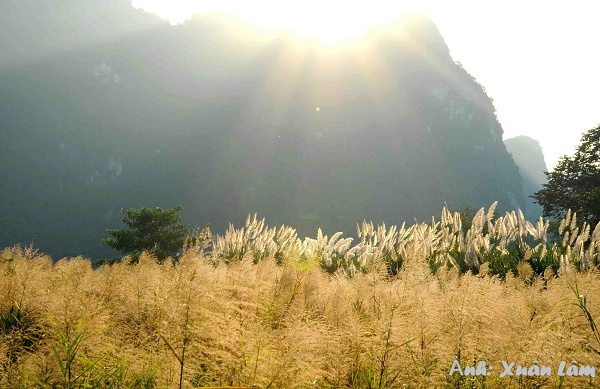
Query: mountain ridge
[
  {"left": 0, "top": 2, "right": 527, "bottom": 259},
  {"left": 504, "top": 135, "right": 548, "bottom": 221}
]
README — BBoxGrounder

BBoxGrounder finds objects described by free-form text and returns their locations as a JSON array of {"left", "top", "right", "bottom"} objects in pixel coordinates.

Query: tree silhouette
[
  {"left": 103, "top": 205, "right": 190, "bottom": 262},
  {"left": 532, "top": 124, "right": 600, "bottom": 227}
]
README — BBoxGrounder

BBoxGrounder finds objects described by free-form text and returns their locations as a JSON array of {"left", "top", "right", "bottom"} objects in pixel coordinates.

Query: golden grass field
[{"left": 2, "top": 205, "right": 600, "bottom": 388}]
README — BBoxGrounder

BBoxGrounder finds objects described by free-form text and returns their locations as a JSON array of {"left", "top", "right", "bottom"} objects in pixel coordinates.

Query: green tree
[
  {"left": 532, "top": 124, "right": 600, "bottom": 228},
  {"left": 103, "top": 205, "right": 191, "bottom": 263}
]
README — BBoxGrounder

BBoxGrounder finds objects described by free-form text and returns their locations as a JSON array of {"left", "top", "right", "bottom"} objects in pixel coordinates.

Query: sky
[
  {"left": 132, "top": 0, "right": 600, "bottom": 170},
  {"left": 426, "top": 2, "right": 600, "bottom": 170}
]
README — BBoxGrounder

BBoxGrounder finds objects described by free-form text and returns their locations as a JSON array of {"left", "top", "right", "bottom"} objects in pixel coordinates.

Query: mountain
[
  {"left": 504, "top": 136, "right": 548, "bottom": 220},
  {"left": 0, "top": 1, "right": 525, "bottom": 260}
]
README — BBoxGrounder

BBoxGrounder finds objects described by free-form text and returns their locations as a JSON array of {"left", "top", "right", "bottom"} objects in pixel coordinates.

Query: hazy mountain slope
[
  {"left": 0, "top": 3, "right": 524, "bottom": 259},
  {"left": 504, "top": 136, "right": 547, "bottom": 220}
]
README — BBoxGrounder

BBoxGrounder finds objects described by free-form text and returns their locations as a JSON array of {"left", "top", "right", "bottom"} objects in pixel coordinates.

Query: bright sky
[{"left": 133, "top": 0, "right": 600, "bottom": 170}]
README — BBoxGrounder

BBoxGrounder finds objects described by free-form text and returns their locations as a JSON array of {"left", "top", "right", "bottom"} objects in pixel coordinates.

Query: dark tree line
[{"left": 532, "top": 124, "right": 600, "bottom": 228}]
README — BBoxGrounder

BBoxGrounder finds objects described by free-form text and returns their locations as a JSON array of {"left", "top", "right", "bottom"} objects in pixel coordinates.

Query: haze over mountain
[
  {"left": 1, "top": 1, "right": 534, "bottom": 260},
  {"left": 504, "top": 136, "right": 548, "bottom": 221}
]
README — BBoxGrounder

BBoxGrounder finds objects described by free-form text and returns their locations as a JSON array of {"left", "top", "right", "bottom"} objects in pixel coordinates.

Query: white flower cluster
[{"left": 205, "top": 203, "right": 600, "bottom": 277}]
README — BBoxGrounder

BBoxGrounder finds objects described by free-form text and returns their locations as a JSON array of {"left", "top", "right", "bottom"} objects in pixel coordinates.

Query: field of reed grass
[{"left": 1, "top": 204, "right": 600, "bottom": 388}]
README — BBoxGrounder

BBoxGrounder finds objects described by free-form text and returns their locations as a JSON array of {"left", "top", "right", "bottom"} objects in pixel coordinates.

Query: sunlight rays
[{"left": 133, "top": 0, "right": 423, "bottom": 44}]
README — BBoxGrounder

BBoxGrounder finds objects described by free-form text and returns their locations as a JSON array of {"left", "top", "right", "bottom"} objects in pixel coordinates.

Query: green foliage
[
  {"left": 47, "top": 318, "right": 110, "bottom": 389},
  {"left": 532, "top": 124, "right": 600, "bottom": 228},
  {"left": 0, "top": 302, "right": 44, "bottom": 363},
  {"left": 569, "top": 280, "right": 600, "bottom": 348},
  {"left": 103, "top": 205, "right": 192, "bottom": 263}
]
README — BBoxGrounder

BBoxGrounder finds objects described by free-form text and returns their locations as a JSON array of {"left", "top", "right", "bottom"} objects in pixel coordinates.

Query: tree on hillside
[
  {"left": 103, "top": 205, "right": 192, "bottom": 263},
  {"left": 532, "top": 124, "right": 600, "bottom": 228}
]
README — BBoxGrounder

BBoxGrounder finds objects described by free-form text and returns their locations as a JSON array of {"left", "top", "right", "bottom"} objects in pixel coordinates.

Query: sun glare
[{"left": 133, "top": 0, "right": 424, "bottom": 43}]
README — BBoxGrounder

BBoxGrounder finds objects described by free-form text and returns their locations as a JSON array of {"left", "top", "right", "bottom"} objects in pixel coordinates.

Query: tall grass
[
  {"left": 207, "top": 203, "right": 599, "bottom": 280},
  {"left": 1, "top": 205, "right": 600, "bottom": 388}
]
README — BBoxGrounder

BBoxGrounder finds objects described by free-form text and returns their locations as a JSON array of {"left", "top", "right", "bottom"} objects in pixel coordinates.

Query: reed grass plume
[{"left": 1, "top": 204, "right": 600, "bottom": 388}]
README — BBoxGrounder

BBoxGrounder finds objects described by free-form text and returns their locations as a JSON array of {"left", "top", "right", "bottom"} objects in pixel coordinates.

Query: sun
[
  {"left": 235, "top": 1, "right": 395, "bottom": 44},
  {"left": 132, "top": 0, "right": 423, "bottom": 44}
]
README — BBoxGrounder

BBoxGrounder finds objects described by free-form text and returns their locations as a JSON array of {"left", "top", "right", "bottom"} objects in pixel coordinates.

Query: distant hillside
[
  {"left": 0, "top": 1, "right": 524, "bottom": 259},
  {"left": 504, "top": 136, "right": 547, "bottom": 220}
]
